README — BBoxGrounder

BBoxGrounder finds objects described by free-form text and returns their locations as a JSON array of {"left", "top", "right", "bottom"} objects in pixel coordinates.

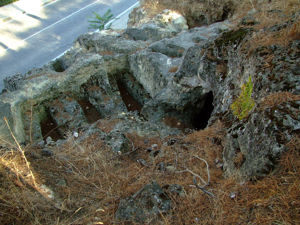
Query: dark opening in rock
[
  {"left": 220, "top": 6, "right": 231, "bottom": 22},
  {"left": 51, "top": 59, "right": 67, "bottom": 72},
  {"left": 40, "top": 110, "right": 63, "bottom": 141},
  {"left": 191, "top": 91, "right": 214, "bottom": 130},
  {"left": 116, "top": 79, "right": 142, "bottom": 113},
  {"left": 77, "top": 99, "right": 102, "bottom": 123}
]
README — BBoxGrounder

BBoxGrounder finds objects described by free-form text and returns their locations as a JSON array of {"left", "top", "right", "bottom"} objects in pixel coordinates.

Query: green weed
[{"left": 230, "top": 76, "right": 255, "bottom": 120}]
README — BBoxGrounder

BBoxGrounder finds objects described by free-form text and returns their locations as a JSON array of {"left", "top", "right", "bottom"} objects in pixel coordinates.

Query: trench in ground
[
  {"left": 40, "top": 110, "right": 64, "bottom": 141},
  {"left": 77, "top": 99, "right": 103, "bottom": 124}
]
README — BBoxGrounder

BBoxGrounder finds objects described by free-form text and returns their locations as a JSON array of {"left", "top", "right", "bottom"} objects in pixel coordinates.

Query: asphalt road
[{"left": 0, "top": 0, "right": 139, "bottom": 90}]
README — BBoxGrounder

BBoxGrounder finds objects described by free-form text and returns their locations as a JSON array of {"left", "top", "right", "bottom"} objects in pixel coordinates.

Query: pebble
[
  {"left": 166, "top": 165, "right": 176, "bottom": 173},
  {"left": 137, "top": 159, "right": 148, "bottom": 167},
  {"left": 56, "top": 179, "right": 67, "bottom": 187},
  {"left": 151, "top": 144, "right": 158, "bottom": 149},
  {"left": 41, "top": 148, "right": 54, "bottom": 157}
]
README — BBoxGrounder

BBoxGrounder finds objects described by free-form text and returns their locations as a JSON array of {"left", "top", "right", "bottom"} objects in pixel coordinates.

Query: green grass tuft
[{"left": 231, "top": 76, "right": 255, "bottom": 120}]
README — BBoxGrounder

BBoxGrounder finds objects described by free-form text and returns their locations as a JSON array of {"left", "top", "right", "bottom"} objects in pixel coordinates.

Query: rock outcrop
[
  {"left": 0, "top": 7, "right": 299, "bottom": 223},
  {"left": 115, "top": 181, "right": 172, "bottom": 223}
]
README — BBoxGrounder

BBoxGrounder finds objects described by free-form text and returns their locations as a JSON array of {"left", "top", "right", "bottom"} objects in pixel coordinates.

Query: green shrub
[
  {"left": 88, "top": 9, "right": 113, "bottom": 30},
  {"left": 0, "top": 0, "right": 18, "bottom": 7},
  {"left": 230, "top": 77, "right": 255, "bottom": 120}
]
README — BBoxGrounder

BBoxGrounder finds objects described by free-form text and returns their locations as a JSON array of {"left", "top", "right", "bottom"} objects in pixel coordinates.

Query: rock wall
[{"left": 0, "top": 9, "right": 299, "bottom": 184}]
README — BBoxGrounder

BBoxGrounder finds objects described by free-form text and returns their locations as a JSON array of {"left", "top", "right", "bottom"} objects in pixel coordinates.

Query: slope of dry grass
[{"left": 0, "top": 120, "right": 299, "bottom": 224}]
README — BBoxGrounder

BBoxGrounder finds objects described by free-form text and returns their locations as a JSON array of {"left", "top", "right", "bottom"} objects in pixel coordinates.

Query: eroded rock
[
  {"left": 0, "top": 9, "right": 298, "bottom": 181},
  {"left": 115, "top": 181, "right": 172, "bottom": 224},
  {"left": 126, "top": 9, "right": 188, "bottom": 41}
]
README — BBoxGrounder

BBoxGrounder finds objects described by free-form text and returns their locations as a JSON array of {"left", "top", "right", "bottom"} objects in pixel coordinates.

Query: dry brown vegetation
[
  {"left": 233, "top": 0, "right": 300, "bottom": 48},
  {"left": 259, "top": 92, "right": 300, "bottom": 110},
  {"left": 142, "top": 0, "right": 300, "bottom": 47},
  {"left": 1, "top": 119, "right": 299, "bottom": 224},
  {"left": 1, "top": 1, "right": 300, "bottom": 224},
  {"left": 142, "top": 0, "right": 236, "bottom": 27}
]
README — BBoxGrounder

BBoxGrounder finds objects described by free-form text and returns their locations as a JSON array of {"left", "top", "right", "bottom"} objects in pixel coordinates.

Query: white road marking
[
  {"left": 24, "top": 0, "right": 101, "bottom": 41},
  {"left": 42, "top": 0, "right": 59, "bottom": 8},
  {"left": 51, "top": 1, "right": 139, "bottom": 61},
  {"left": 104, "top": 1, "right": 139, "bottom": 29},
  {"left": 2, "top": 0, "right": 101, "bottom": 52}
]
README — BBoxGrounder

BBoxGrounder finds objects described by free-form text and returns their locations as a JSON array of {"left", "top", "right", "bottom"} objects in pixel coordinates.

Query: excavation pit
[
  {"left": 77, "top": 99, "right": 102, "bottom": 124},
  {"left": 40, "top": 110, "right": 63, "bottom": 141}
]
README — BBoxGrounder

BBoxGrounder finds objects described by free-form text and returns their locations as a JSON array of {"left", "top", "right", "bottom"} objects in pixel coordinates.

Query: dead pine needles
[{"left": 3, "top": 116, "right": 37, "bottom": 187}]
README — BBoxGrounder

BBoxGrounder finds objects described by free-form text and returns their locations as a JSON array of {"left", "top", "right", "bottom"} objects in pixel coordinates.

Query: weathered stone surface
[
  {"left": 47, "top": 97, "right": 89, "bottom": 135},
  {"left": 127, "top": 6, "right": 148, "bottom": 28},
  {"left": 0, "top": 8, "right": 298, "bottom": 182},
  {"left": 125, "top": 9, "right": 188, "bottom": 42},
  {"left": 106, "top": 130, "right": 131, "bottom": 154},
  {"left": 135, "top": 0, "right": 236, "bottom": 28},
  {"left": 76, "top": 31, "right": 147, "bottom": 55},
  {"left": 129, "top": 21, "right": 231, "bottom": 127},
  {"left": 0, "top": 101, "right": 14, "bottom": 144},
  {"left": 0, "top": 52, "right": 105, "bottom": 143},
  {"left": 111, "top": 111, "right": 180, "bottom": 138},
  {"left": 184, "top": 29, "right": 300, "bottom": 179},
  {"left": 129, "top": 50, "right": 178, "bottom": 98},
  {"left": 128, "top": 8, "right": 188, "bottom": 30},
  {"left": 224, "top": 99, "right": 300, "bottom": 178},
  {"left": 115, "top": 181, "right": 172, "bottom": 223}
]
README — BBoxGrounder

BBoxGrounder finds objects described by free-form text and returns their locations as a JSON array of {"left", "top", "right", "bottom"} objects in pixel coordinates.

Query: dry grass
[
  {"left": 142, "top": 0, "right": 237, "bottom": 27},
  {"left": 248, "top": 19, "right": 300, "bottom": 48},
  {"left": 0, "top": 120, "right": 299, "bottom": 224},
  {"left": 1, "top": 1, "right": 300, "bottom": 224},
  {"left": 235, "top": 0, "right": 300, "bottom": 48},
  {"left": 142, "top": 0, "right": 300, "bottom": 47},
  {"left": 259, "top": 92, "right": 300, "bottom": 110}
]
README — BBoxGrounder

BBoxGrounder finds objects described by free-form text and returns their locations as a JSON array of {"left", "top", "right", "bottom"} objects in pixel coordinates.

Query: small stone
[
  {"left": 164, "top": 184, "right": 185, "bottom": 197},
  {"left": 115, "top": 181, "right": 172, "bottom": 223},
  {"left": 229, "top": 192, "right": 237, "bottom": 199},
  {"left": 151, "top": 144, "right": 158, "bottom": 149},
  {"left": 37, "top": 140, "right": 45, "bottom": 148},
  {"left": 167, "top": 138, "right": 177, "bottom": 146},
  {"left": 216, "top": 163, "right": 223, "bottom": 168},
  {"left": 146, "top": 147, "right": 152, "bottom": 152},
  {"left": 29, "top": 151, "right": 41, "bottom": 159},
  {"left": 150, "top": 150, "right": 160, "bottom": 158},
  {"left": 137, "top": 159, "right": 148, "bottom": 167},
  {"left": 41, "top": 148, "right": 54, "bottom": 157},
  {"left": 157, "top": 162, "right": 166, "bottom": 171},
  {"left": 247, "top": 8, "right": 257, "bottom": 15},
  {"left": 166, "top": 165, "right": 176, "bottom": 173},
  {"left": 39, "top": 184, "right": 54, "bottom": 199},
  {"left": 55, "top": 139, "right": 65, "bottom": 146},
  {"left": 57, "top": 179, "right": 67, "bottom": 187},
  {"left": 107, "top": 132, "right": 130, "bottom": 154},
  {"left": 46, "top": 136, "right": 53, "bottom": 145},
  {"left": 73, "top": 131, "right": 79, "bottom": 138}
]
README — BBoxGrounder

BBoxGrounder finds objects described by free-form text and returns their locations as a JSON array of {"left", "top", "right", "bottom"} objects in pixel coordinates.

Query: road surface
[{"left": 0, "top": 0, "right": 139, "bottom": 90}]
